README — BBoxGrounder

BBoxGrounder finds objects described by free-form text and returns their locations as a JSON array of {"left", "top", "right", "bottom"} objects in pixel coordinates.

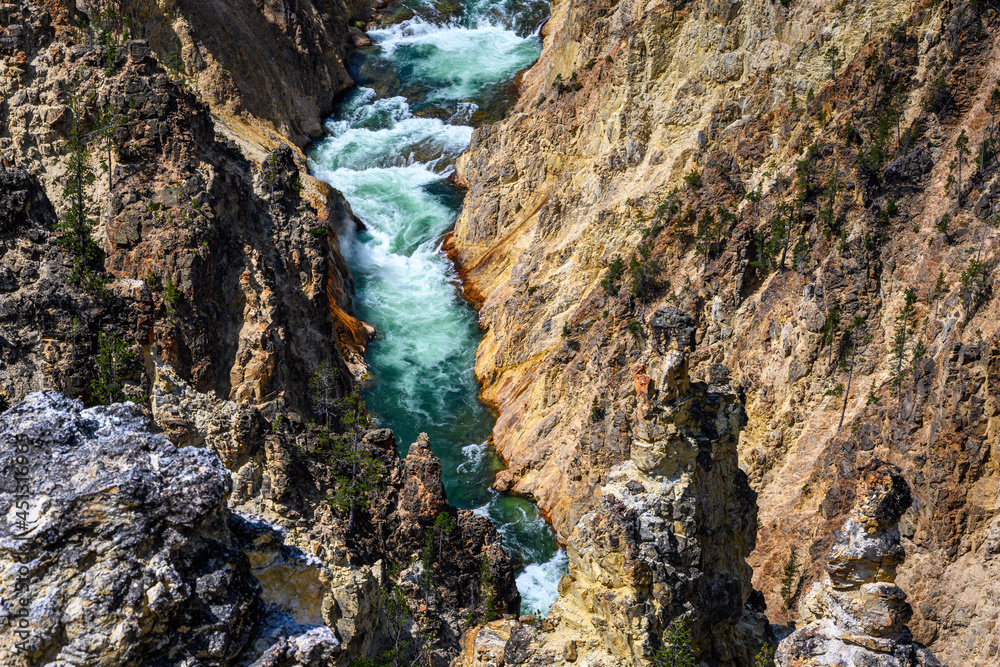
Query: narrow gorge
[
  {"left": 1, "top": 0, "right": 998, "bottom": 666},
  {"left": 307, "top": 0, "right": 567, "bottom": 615}
]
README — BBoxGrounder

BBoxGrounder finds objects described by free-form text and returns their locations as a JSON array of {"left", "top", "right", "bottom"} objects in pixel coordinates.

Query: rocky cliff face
[
  {"left": 451, "top": 0, "right": 1000, "bottom": 664},
  {"left": 455, "top": 347, "right": 769, "bottom": 666},
  {"left": 1, "top": 1, "right": 519, "bottom": 665},
  {"left": 1, "top": 0, "right": 370, "bottom": 411},
  {"left": 89, "top": 0, "right": 377, "bottom": 149},
  {"left": 776, "top": 461, "right": 939, "bottom": 667},
  {"left": 0, "top": 392, "right": 339, "bottom": 666}
]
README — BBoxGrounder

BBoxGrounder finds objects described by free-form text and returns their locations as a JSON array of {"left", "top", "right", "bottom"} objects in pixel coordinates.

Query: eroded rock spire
[{"left": 776, "top": 461, "right": 940, "bottom": 667}]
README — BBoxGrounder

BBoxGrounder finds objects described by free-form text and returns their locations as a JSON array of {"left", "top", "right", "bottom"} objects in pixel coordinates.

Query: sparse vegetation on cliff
[
  {"left": 650, "top": 620, "right": 697, "bottom": 667},
  {"left": 310, "top": 361, "right": 384, "bottom": 533}
]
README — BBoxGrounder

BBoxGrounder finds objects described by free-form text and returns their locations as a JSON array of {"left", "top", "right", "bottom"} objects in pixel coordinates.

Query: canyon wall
[
  {"left": 1, "top": 1, "right": 518, "bottom": 665},
  {"left": 452, "top": 0, "right": 1000, "bottom": 664},
  {"left": 114, "top": 0, "right": 376, "bottom": 149}
]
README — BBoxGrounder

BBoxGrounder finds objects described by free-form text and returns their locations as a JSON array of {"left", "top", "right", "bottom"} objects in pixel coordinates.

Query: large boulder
[{"left": 0, "top": 392, "right": 337, "bottom": 666}]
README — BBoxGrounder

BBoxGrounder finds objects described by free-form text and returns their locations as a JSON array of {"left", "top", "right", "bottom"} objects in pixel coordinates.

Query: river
[{"left": 308, "top": 0, "right": 565, "bottom": 615}]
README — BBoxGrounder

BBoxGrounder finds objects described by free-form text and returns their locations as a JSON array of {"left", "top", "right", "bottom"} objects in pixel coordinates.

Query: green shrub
[
  {"left": 683, "top": 169, "right": 702, "bottom": 189},
  {"left": 824, "top": 383, "right": 845, "bottom": 398},
  {"left": 163, "top": 277, "right": 181, "bottom": 314},
  {"left": 590, "top": 397, "right": 605, "bottom": 422},
  {"left": 90, "top": 332, "right": 137, "bottom": 405},
  {"left": 602, "top": 255, "right": 626, "bottom": 295}
]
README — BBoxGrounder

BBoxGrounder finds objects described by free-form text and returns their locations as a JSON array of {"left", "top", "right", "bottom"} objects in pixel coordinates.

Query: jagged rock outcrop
[
  {"left": 152, "top": 361, "right": 519, "bottom": 663},
  {"left": 447, "top": 0, "right": 1000, "bottom": 662},
  {"left": 81, "top": 0, "right": 378, "bottom": 148},
  {"left": 0, "top": 392, "right": 339, "bottom": 666},
  {"left": 776, "top": 461, "right": 940, "bottom": 667},
  {"left": 455, "top": 350, "right": 768, "bottom": 666},
  {"left": 0, "top": 0, "right": 371, "bottom": 409},
  {"left": 354, "top": 431, "right": 520, "bottom": 617}
]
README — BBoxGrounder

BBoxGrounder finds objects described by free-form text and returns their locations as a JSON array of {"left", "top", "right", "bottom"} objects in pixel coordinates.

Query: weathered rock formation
[
  {"left": 455, "top": 349, "right": 769, "bottom": 666},
  {"left": 448, "top": 0, "right": 1000, "bottom": 662},
  {"left": 1, "top": 0, "right": 370, "bottom": 411},
  {"left": 84, "top": 0, "right": 378, "bottom": 149},
  {"left": 151, "top": 359, "right": 519, "bottom": 663},
  {"left": 776, "top": 461, "right": 940, "bottom": 667},
  {"left": 0, "top": 392, "right": 339, "bottom": 666}
]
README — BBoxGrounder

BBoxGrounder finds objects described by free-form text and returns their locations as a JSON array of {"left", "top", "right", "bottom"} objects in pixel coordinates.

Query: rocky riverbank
[{"left": 1, "top": 1, "right": 517, "bottom": 665}]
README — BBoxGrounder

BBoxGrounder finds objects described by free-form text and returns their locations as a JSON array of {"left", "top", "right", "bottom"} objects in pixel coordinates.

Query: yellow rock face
[{"left": 451, "top": 0, "right": 1000, "bottom": 664}]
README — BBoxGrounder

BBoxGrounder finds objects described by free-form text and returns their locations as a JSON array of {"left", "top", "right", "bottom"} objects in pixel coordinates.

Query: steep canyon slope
[
  {"left": 452, "top": 0, "right": 1000, "bottom": 664},
  {"left": 1, "top": 1, "right": 518, "bottom": 665}
]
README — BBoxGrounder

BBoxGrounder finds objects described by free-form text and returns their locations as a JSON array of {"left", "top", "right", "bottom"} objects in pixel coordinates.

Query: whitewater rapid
[{"left": 309, "top": 0, "right": 565, "bottom": 616}]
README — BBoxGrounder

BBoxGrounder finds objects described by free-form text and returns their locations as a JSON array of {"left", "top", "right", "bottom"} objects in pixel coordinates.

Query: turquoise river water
[{"left": 309, "top": 0, "right": 566, "bottom": 615}]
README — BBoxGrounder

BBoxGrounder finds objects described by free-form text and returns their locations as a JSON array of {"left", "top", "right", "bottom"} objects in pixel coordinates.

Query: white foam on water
[
  {"left": 314, "top": 93, "right": 472, "bottom": 174},
  {"left": 457, "top": 440, "right": 489, "bottom": 474},
  {"left": 517, "top": 549, "right": 568, "bottom": 617},
  {"left": 369, "top": 17, "right": 540, "bottom": 104}
]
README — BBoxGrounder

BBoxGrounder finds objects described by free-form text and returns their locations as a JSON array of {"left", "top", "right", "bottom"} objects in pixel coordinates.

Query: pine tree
[
  {"left": 780, "top": 548, "right": 800, "bottom": 607},
  {"left": 90, "top": 332, "right": 136, "bottom": 404},
  {"left": 650, "top": 619, "right": 697, "bottom": 667},
  {"left": 826, "top": 44, "right": 843, "bottom": 80},
  {"left": 163, "top": 276, "right": 181, "bottom": 315},
  {"left": 58, "top": 96, "right": 104, "bottom": 292},
  {"left": 696, "top": 209, "right": 716, "bottom": 262},
  {"left": 378, "top": 574, "right": 413, "bottom": 667},
  {"left": 819, "top": 166, "right": 842, "bottom": 237}
]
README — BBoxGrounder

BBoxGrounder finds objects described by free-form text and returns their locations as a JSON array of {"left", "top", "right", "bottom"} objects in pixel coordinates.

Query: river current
[{"left": 309, "top": 0, "right": 565, "bottom": 615}]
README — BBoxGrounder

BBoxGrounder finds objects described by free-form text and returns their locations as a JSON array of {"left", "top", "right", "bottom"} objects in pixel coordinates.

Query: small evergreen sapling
[
  {"left": 650, "top": 619, "right": 697, "bottom": 667},
  {"left": 90, "top": 332, "right": 137, "bottom": 405},
  {"left": 780, "top": 548, "right": 800, "bottom": 607}
]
